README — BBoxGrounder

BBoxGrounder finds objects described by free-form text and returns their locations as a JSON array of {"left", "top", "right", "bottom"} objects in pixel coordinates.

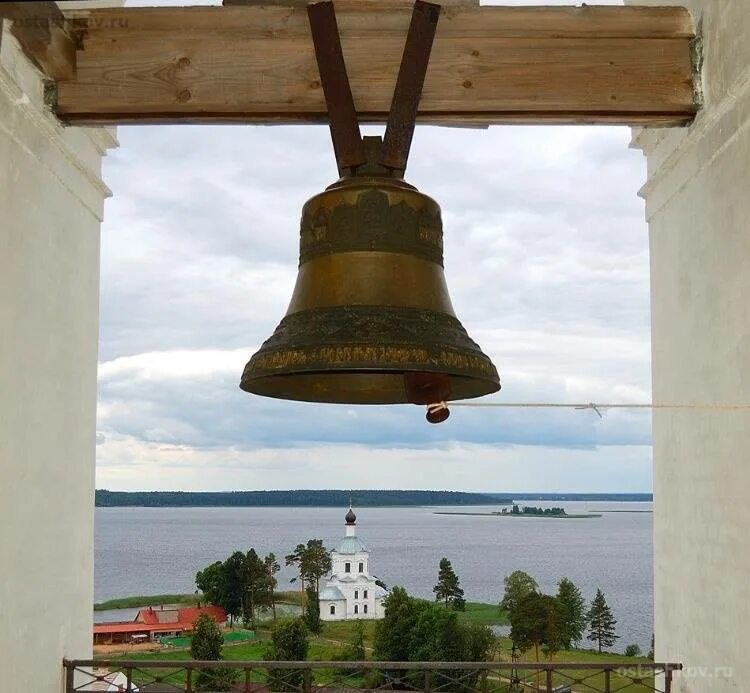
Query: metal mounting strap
[
  {"left": 307, "top": 0, "right": 366, "bottom": 175},
  {"left": 381, "top": 0, "right": 441, "bottom": 173}
]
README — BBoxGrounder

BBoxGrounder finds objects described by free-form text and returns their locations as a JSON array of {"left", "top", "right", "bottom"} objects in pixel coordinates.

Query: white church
[{"left": 319, "top": 507, "right": 386, "bottom": 621}]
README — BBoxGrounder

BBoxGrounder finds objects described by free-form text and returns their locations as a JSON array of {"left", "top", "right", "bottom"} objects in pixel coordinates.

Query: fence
[{"left": 64, "top": 658, "right": 682, "bottom": 692}]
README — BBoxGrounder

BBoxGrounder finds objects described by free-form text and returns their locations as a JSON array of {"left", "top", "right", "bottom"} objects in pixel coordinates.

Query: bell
[{"left": 240, "top": 137, "right": 500, "bottom": 407}]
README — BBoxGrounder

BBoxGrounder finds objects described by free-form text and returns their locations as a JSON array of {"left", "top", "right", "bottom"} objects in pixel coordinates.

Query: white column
[
  {"left": 628, "top": 2, "right": 750, "bottom": 690},
  {"left": 0, "top": 15, "right": 116, "bottom": 692}
]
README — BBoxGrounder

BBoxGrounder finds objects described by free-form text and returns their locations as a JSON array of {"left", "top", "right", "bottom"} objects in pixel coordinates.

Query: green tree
[
  {"left": 509, "top": 592, "right": 561, "bottom": 662},
  {"left": 304, "top": 584, "right": 321, "bottom": 634},
  {"left": 263, "top": 552, "right": 281, "bottom": 619},
  {"left": 190, "top": 614, "right": 235, "bottom": 691},
  {"left": 410, "top": 605, "right": 465, "bottom": 662},
  {"left": 285, "top": 543, "right": 306, "bottom": 596},
  {"left": 625, "top": 644, "right": 642, "bottom": 657},
  {"left": 222, "top": 551, "right": 246, "bottom": 625},
  {"left": 342, "top": 619, "right": 366, "bottom": 661},
  {"left": 241, "top": 548, "right": 269, "bottom": 628},
  {"left": 299, "top": 539, "right": 332, "bottom": 598},
  {"left": 500, "top": 570, "right": 539, "bottom": 616},
  {"left": 586, "top": 588, "right": 619, "bottom": 653},
  {"left": 374, "top": 587, "right": 493, "bottom": 664},
  {"left": 555, "top": 577, "right": 586, "bottom": 647},
  {"left": 286, "top": 540, "right": 332, "bottom": 599},
  {"left": 196, "top": 561, "right": 226, "bottom": 609},
  {"left": 265, "top": 618, "right": 309, "bottom": 691},
  {"left": 433, "top": 557, "right": 466, "bottom": 611},
  {"left": 191, "top": 613, "right": 223, "bottom": 660},
  {"left": 374, "top": 588, "right": 493, "bottom": 692},
  {"left": 373, "top": 587, "right": 422, "bottom": 662}
]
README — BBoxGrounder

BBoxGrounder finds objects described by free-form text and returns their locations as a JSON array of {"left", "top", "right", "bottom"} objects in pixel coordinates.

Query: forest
[{"left": 94, "top": 489, "right": 513, "bottom": 507}]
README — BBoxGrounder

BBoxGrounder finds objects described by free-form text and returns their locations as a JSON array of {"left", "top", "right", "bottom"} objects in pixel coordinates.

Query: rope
[{"left": 426, "top": 401, "right": 750, "bottom": 419}]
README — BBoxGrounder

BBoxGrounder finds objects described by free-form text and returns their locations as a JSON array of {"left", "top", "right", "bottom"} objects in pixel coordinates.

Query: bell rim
[
  {"left": 241, "top": 306, "right": 499, "bottom": 386},
  {"left": 240, "top": 369, "right": 501, "bottom": 405}
]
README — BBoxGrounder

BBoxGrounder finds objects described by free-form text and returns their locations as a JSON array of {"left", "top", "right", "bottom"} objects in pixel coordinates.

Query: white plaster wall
[
  {"left": 332, "top": 550, "right": 369, "bottom": 576},
  {"left": 628, "top": 2, "right": 750, "bottom": 690},
  {"left": 320, "top": 599, "right": 346, "bottom": 621},
  {"left": 338, "top": 580, "right": 379, "bottom": 619},
  {"left": 0, "top": 17, "right": 115, "bottom": 693}
]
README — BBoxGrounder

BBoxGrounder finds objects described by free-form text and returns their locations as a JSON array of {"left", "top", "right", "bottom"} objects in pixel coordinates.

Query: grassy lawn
[
  {"left": 319, "top": 620, "right": 378, "bottom": 647},
  {"left": 95, "top": 591, "right": 302, "bottom": 611},
  {"left": 460, "top": 602, "right": 509, "bottom": 626},
  {"left": 94, "top": 594, "right": 198, "bottom": 610},
  {"left": 493, "top": 636, "right": 654, "bottom": 692},
  {"left": 275, "top": 590, "right": 305, "bottom": 607},
  {"left": 99, "top": 615, "right": 654, "bottom": 692}
]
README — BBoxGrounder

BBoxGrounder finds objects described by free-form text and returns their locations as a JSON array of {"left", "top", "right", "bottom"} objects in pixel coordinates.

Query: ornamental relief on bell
[{"left": 299, "top": 188, "right": 443, "bottom": 264}]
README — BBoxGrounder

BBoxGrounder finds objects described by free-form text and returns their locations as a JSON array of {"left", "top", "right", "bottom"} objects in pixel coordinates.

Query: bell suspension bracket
[{"left": 307, "top": 0, "right": 441, "bottom": 178}]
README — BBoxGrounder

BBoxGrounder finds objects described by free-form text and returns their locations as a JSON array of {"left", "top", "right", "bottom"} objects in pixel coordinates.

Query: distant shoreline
[
  {"left": 434, "top": 511, "right": 603, "bottom": 519},
  {"left": 96, "top": 489, "right": 652, "bottom": 508}
]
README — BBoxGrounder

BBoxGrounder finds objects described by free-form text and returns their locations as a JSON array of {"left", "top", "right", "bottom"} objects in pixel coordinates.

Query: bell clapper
[{"left": 426, "top": 401, "right": 450, "bottom": 424}]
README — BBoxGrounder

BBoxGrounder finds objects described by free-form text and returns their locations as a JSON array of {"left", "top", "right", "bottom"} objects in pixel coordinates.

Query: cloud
[
  {"left": 96, "top": 434, "right": 652, "bottom": 494},
  {"left": 98, "top": 94, "right": 651, "bottom": 488},
  {"left": 96, "top": 343, "right": 651, "bottom": 451}
]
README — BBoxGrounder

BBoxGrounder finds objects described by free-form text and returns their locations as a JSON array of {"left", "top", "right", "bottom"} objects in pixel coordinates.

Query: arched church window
[
  {"left": 358, "top": 562, "right": 364, "bottom": 572},
  {"left": 364, "top": 590, "right": 368, "bottom": 599},
  {"left": 345, "top": 562, "right": 351, "bottom": 573},
  {"left": 364, "top": 604, "right": 368, "bottom": 614},
  {"left": 354, "top": 604, "right": 359, "bottom": 614},
  {"left": 330, "top": 605, "right": 335, "bottom": 615},
  {"left": 354, "top": 590, "right": 359, "bottom": 599}
]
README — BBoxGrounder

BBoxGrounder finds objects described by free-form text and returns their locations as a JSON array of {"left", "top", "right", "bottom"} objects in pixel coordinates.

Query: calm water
[{"left": 95, "top": 502, "right": 653, "bottom": 651}]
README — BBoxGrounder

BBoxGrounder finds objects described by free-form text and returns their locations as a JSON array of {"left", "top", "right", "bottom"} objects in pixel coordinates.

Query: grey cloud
[{"left": 98, "top": 120, "right": 651, "bottom": 485}]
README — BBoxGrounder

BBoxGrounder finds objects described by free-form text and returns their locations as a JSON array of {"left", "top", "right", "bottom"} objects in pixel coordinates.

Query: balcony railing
[{"left": 64, "top": 659, "right": 683, "bottom": 693}]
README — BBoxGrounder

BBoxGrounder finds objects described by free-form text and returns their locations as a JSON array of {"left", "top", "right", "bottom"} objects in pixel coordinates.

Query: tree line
[
  {"left": 96, "top": 489, "right": 511, "bottom": 507},
  {"left": 188, "top": 553, "right": 645, "bottom": 691},
  {"left": 508, "top": 505, "right": 566, "bottom": 516},
  {"left": 431, "top": 560, "right": 629, "bottom": 657},
  {"left": 500, "top": 570, "right": 620, "bottom": 657},
  {"left": 194, "top": 539, "right": 332, "bottom": 632},
  {"left": 195, "top": 549, "right": 281, "bottom": 628}
]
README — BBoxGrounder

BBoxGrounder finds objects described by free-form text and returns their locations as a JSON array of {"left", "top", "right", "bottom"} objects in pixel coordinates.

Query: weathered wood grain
[
  {"left": 56, "top": 4, "right": 697, "bottom": 126},
  {"left": 1, "top": 1, "right": 75, "bottom": 80}
]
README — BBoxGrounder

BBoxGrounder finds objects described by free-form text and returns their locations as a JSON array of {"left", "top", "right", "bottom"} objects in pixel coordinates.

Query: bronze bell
[{"left": 240, "top": 137, "right": 500, "bottom": 410}]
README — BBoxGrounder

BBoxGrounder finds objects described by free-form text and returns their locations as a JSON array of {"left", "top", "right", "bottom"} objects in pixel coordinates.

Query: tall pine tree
[
  {"left": 586, "top": 588, "right": 619, "bottom": 653},
  {"left": 433, "top": 557, "right": 466, "bottom": 610},
  {"left": 556, "top": 577, "right": 586, "bottom": 648},
  {"left": 304, "top": 584, "right": 321, "bottom": 634}
]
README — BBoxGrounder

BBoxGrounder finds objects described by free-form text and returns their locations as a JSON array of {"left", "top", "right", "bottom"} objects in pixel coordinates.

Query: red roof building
[{"left": 93, "top": 605, "right": 227, "bottom": 645}]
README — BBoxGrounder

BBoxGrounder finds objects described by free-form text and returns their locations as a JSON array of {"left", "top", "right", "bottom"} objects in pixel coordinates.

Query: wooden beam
[
  {"left": 56, "top": 4, "right": 696, "bottom": 126},
  {"left": 1, "top": 2, "right": 76, "bottom": 80}
]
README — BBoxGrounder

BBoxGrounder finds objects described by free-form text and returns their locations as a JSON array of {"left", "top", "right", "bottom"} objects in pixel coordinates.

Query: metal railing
[{"left": 64, "top": 659, "right": 683, "bottom": 693}]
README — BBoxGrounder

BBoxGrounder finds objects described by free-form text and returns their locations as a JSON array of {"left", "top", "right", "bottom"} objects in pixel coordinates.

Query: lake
[{"left": 95, "top": 501, "right": 653, "bottom": 651}]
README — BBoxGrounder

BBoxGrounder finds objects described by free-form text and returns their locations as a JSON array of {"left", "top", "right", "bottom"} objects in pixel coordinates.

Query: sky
[{"left": 96, "top": 0, "right": 652, "bottom": 494}]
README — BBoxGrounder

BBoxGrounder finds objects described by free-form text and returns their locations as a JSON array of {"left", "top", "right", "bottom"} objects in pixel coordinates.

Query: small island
[{"left": 435, "top": 504, "right": 602, "bottom": 519}]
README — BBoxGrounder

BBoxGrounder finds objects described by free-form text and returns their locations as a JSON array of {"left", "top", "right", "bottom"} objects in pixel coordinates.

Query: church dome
[
  {"left": 345, "top": 507, "right": 357, "bottom": 524},
  {"left": 336, "top": 535, "right": 368, "bottom": 554}
]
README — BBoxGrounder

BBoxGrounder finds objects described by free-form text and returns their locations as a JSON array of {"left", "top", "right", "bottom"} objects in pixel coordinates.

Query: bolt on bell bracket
[{"left": 306, "top": 0, "right": 451, "bottom": 423}]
